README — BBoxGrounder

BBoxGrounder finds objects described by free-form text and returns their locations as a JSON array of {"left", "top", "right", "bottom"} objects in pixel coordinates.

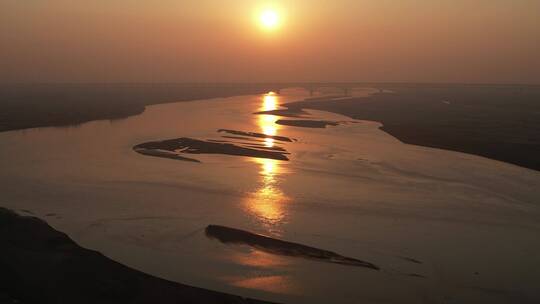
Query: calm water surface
[{"left": 1, "top": 88, "right": 539, "bottom": 303}]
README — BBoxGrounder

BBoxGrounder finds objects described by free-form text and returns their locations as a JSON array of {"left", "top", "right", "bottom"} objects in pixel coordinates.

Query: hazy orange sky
[{"left": 1, "top": 0, "right": 539, "bottom": 83}]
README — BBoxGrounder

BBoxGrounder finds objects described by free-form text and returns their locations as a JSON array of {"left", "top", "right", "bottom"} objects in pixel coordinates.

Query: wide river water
[{"left": 1, "top": 88, "right": 539, "bottom": 303}]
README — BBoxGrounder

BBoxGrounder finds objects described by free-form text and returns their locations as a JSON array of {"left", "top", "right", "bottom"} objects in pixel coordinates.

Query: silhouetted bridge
[{"left": 264, "top": 82, "right": 381, "bottom": 96}]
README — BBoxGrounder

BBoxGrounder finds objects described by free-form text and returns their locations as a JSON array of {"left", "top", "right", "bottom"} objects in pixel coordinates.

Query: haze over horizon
[
  {"left": 2, "top": 2, "right": 540, "bottom": 304},
  {"left": 2, "top": 0, "right": 540, "bottom": 84}
]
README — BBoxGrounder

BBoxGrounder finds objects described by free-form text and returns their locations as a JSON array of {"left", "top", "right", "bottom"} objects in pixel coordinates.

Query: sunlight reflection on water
[{"left": 245, "top": 92, "right": 290, "bottom": 233}]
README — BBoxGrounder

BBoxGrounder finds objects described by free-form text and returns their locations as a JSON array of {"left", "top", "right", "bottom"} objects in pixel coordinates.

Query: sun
[{"left": 260, "top": 9, "right": 280, "bottom": 29}]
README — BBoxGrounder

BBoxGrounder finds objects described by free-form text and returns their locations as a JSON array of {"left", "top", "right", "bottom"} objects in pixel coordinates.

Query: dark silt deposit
[
  {"left": 134, "top": 137, "right": 290, "bottom": 162},
  {"left": 205, "top": 225, "right": 380, "bottom": 271},
  {"left": 133, "top": 147, "right": 202, "bottom": 163},
  {"left": 275, "top": 120, "right": 341, "bottom": 129},
  {"left": 0, "top": 208, "right": 275, "bottom": 304},
  {"left": 218, "top": 129, "right": 295, "bottom": 142},
  {"left": 253, "top": 108, "right": 309, "bottom": 118}
]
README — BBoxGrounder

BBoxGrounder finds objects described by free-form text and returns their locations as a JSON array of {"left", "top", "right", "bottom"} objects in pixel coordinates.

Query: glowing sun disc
[{"left": 260, "top": 10, "right": 279, "bottom": 29}]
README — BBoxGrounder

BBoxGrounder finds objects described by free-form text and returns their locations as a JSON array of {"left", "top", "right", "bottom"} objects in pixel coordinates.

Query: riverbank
[
  {"left": 279, "top": 85, "right": 540, "bottom": 171},
  {"left": 0, "top": 84, "right": 277, "bottom": 132},
  {"left": 0, "top": 208, "right": 274, "bottom": 304},
  {"left": 3, "top": 83, "right": 538, "bottom": 170}
]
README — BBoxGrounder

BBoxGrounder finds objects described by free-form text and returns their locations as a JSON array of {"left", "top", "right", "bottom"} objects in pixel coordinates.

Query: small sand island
[
  {"left": 206, "top": 225, "right": 380, "bottom": 270},
  {"left": 134, "top": 137, "right": 290, "bottom": 162},
  {"left": 134, "top": 129, "right": 294, "bottom": 163},
  {"left": 275, "top": 120, "right": 341, "bottom": 129}
]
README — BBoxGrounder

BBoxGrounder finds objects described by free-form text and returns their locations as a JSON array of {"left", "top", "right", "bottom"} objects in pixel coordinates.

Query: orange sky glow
[{"left": 1, "top": 0, "right": 539, "bottom": 83}]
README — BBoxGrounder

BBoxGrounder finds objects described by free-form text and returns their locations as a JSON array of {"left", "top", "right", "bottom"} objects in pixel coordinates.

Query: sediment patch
[
  {"left": 276, "top": 120, "right": 340, "bottom": 129},
  {"left": 134, "top": 137, "right": 289, "bottom": 162},
  {"left": 218, "top": 129, "right": 295, "bottom": 142},
  {"left": 205, "top": 225, "right": 380, "bottom": 270}
]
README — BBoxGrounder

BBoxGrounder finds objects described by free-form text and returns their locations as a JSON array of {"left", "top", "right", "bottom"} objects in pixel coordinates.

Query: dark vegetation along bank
[
  {"left": 0, "top": 83, "right": 276, "bottom": 132},
  {"left": 284, "top": 85, "right": 540, "bottom": 171}
]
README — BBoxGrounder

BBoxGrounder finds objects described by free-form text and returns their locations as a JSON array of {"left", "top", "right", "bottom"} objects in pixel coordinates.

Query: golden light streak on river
[{"left": 244, "top": 92, "right": 290, "bottom": 232}]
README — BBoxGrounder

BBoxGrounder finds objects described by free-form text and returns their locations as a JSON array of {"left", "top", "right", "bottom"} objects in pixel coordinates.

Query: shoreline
[
  {"left": 280, "top": 86, "right": 540, "bottom": 171},
  {"left": 1, "top": 84, "right": 539, "bottom": 303},
  {"left": 0, "top": 84, "right": 277, "bottom": 133},
  {"left": 2, "top": 84, "right": 539, "bottom": 171},
  {"left": 0, "top": 208, "right": 275, "bottom": 304}
]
